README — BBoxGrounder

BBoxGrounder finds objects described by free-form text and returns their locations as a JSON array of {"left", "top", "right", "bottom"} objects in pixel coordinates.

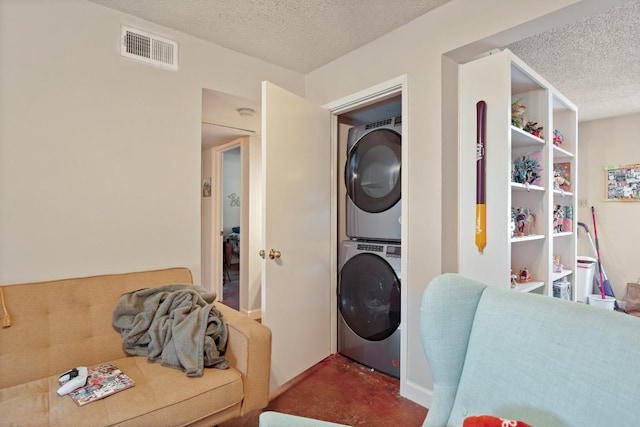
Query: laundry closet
[{"left": 336, "top": 95, "right": 403, "bottom": 378}]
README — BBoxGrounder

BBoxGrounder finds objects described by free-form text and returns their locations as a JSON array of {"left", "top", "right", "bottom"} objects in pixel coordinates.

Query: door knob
[{"left": 268, "top": 249, "right": 281, "bottom": 259}]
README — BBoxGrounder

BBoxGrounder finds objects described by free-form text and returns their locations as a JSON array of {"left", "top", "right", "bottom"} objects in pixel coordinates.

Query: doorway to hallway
[
  {"left": 200, "top": 88, "right": 261, "bottom": 317},
  {"left": 220, "top": 146, "right": 241, "bottom": 309}
]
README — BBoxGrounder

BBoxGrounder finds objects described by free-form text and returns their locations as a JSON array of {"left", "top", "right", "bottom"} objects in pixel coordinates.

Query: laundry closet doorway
[{"left": 326, "top": 74, "right": 407, "bottom": 390}]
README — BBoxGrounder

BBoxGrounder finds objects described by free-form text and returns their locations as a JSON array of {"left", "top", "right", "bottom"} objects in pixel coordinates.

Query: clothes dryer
[
  {"left": 345, "top": 115, "right": 401, "bottom": 242},
  {"left": 338, "top": 240, "right": 401, "bottom": 378}
]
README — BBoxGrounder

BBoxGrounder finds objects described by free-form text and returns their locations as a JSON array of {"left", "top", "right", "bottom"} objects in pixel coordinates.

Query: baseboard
[{"left": 401, "top": 379, "right": 433, "bottom": 409}]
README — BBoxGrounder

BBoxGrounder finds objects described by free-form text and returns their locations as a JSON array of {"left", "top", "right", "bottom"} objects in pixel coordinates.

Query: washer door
[
  {"left": 345, "top": 128, "right": 401, "bottom": 213},
  {"left": 339, "top": 253, "right": 401, "bottom": 341}
]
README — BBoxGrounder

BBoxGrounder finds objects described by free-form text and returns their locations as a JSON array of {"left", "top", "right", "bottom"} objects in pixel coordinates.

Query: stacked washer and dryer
[{"left": 338, "top": 115, "right": 402, "bottom": 378}]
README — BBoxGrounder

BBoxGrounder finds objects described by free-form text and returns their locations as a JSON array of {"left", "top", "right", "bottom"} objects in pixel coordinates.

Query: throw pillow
[{"left": 464, "top": 415, "right": 532, "bottom": 427}]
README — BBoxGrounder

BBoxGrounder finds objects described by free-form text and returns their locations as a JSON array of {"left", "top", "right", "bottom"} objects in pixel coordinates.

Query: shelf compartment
[
  {"left": 553, "top": 145, "right": 574, "bottom": 159},
  {"left": 551, "top": 269, "right": 573, "bottom": 282},
  {"left": 512, "top": 182, "right": 545, "bottom": 192},
  {"left": 553, "top": 189, "right": 573, "bottom": 197},
  {"left": 511, "top": 126, "right": 545, "bottom": 148},
  {"left": 553, "top": 231, "right": 573, "bottom": 238},
  {"left": 511, "top": 234, "right": 545, "bottom": 243},
  {"left": 513, "top": 280, "right": 545, "bottom": 293}
]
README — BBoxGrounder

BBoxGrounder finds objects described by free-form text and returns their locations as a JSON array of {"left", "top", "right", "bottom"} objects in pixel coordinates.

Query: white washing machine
[
  {"left": 345, "top": 116, "right": 401, "bottom": 242},
  {"left": 338, "top": 240, "right": 401, "bottom": 378}
]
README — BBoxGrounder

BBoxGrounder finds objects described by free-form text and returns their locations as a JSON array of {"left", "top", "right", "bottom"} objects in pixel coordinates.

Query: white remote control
[{"left": 57, "top": 366, "right": 88, "bottom": 396}]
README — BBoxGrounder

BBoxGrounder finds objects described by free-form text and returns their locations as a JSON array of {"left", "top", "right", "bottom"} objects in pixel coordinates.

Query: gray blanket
[{"left": 112, "top": 284, "right": 228, "bottom": 377}]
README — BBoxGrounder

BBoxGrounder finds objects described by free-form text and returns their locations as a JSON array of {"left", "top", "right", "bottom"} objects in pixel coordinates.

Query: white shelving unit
[{"left": 458, "top": 49, "right": 578, "bottom": 299}]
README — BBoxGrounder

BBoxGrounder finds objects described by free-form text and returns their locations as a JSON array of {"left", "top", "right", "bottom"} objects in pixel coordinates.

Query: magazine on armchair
[{"left": 68, "top": 362, "right": 135, "bottom": 406}]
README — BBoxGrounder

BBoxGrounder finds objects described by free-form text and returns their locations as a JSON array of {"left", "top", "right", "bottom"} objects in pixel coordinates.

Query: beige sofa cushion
[{"left": 0, "top": 356, "right": 244, "bottom": 426}]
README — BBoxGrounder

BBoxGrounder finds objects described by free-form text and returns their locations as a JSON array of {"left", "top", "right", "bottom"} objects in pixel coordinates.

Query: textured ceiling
[
  {"left": 87, "top": 0, "right": 452, "bottom": 73},
  {"left": 507, "top": 0, "right": 640, "bottom": 122},
  {"left": 88, "top": 0, "right": 640, "bottom": 123}
]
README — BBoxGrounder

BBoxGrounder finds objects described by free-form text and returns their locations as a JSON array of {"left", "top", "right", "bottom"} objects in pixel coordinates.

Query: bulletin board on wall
[{"left": 605, "top": 164, "right": 640, "bottom": 201}]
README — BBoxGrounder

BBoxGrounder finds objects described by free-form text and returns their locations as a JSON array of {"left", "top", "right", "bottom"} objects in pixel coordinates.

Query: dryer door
[
  {"left": 345, "top": 129, "right": 401, "bottom": 213},
  {"left": 339, "top": 252, "right": 401, "bottom": 341}
]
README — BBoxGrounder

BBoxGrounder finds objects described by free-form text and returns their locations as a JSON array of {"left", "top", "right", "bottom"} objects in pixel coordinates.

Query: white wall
[
  {"left": 577, "top": 113, "right": 640, "bottom": 299},
  {"left": 305, "top": 0, "right": 591, "bottom": 406},
  {"left": 0, "top": 0, "right": 304, "bottom": 284}
]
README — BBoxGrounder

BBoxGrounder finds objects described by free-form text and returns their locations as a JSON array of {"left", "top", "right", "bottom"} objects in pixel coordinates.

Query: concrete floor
[{"left": 221, "top": 353, "right": 428, "bottom": 427}]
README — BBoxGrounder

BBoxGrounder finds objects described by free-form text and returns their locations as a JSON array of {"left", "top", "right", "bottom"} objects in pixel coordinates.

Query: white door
[{"left": 261, "top": 81, "right": 332, "bottom": 390}]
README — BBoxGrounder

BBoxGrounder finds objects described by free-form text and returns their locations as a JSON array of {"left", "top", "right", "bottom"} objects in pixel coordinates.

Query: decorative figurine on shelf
[
  {"left": 553, "top": 204, "right": 565, "bottom": 233},
  {"left": 518, "top": 268, "right": 532, "bottom": 283},
  {"left": 512, "top": 155, "right": 541, "bottom": 185},
  {"left": 553, "top": 129, "right": 565, "bottom": 146},
  {"left": 553, "top": 255, "right": 563, "bottom": 273},
  {"left": 525, "top": 165, "right": 538, "bottom": 185},
  {"left": 510, "top": 270, "right": 518, "bottom": 289},
  {"left": 563, "top": 205, "right": 573, "bottom": 232},
  {"left": 524, "top": 121, "right": 544, "bottom": 139},
  {"left": 515, "top": 207, "right": 527, "bottom": 236},
  {"left": 511, "top": 99, "right": 526, "bottom": 128},
  {"left": 513, "top": 207, "right": 536, "bottom": 237},
  {"left": 524, "top": 208, "right": 535, "bottom": 235},
  {"left": 553, "top": 163, "right": 571, "bottom": 192},
  {"left": 510, "top": 209, "right": 517, "bottom": 237},
  {"left": 512, "top": 161, "right": 523, "bottom": 184},
  {"left": 553, "top": 169, "right": 562, "bottom": 190}
]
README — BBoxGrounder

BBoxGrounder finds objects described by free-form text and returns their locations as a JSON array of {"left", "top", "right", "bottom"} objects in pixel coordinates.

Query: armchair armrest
[{"left": 215, "top": 302, "right": 272, "bottom": 415}]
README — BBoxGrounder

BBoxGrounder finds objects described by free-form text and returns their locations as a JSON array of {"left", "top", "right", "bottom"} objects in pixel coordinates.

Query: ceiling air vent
[{"left": 121, "top": 26, "right": 178, "bottom": 70}]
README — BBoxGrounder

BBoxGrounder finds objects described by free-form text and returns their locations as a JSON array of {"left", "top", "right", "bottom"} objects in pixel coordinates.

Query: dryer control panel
[
  {"left": 354, "top": 243, "right": 401, "bottom": 258},
  {"left": 385, "top": 245, "right": 401, "bottom": 258},
  {"left": 356, "top": 243, "right": 383, "bottom": 252}
]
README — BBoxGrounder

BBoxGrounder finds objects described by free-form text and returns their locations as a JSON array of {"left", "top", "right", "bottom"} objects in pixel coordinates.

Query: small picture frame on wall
[
  {"left": 605, "top": 164, "right": 640, "bottom": 201},
  {"left": 202, "top": 177, "right": 211, "bottom": 197}
]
